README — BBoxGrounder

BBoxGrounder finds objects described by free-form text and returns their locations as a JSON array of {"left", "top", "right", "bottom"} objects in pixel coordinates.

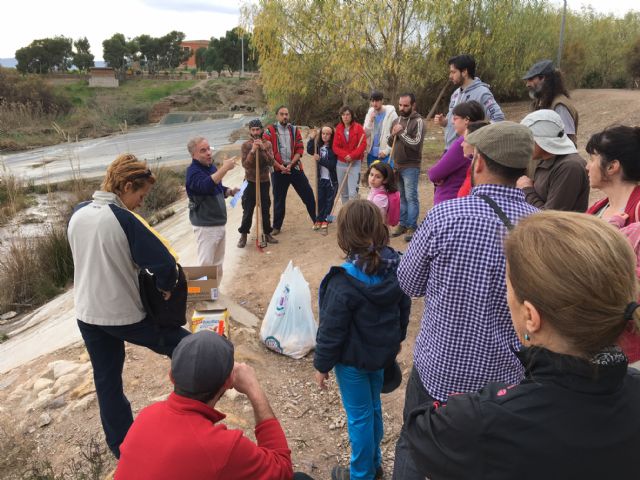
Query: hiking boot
[
  {"left": 312, "top": 221, "right": 321, "bottom": 231},
  {"left": 265, "top": 233, "right": 278, "bottom": 244},
  {"left": 404, "top": 228, "right": 415, "bottom": 242},
  {"left": 391, "top": 225, "right": 407, "bottom": 237},
  {"left": 237, "top": 233, "right": 247, "bottom": 248},
  {"left": 271, "top": 228, "right": 281, "bottom": 236},
  {"left": 320, "top": 222, "right": 329, "bottom": 236},
  {"left": 331, "top": 466, "right": 350, "bottom": 480}
]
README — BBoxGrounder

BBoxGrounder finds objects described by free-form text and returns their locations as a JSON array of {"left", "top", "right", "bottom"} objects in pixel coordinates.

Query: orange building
[{"left": 180, "top": 40, "right": 210, "bottom": 68}]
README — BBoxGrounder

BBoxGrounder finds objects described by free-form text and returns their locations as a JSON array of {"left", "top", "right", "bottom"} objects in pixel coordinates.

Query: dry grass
[
  {"left": 138, "top": 165, "right": 184, "bottom": 222},
  {"left": 0, "top": 171, "right": 36, "bottom": 225}
]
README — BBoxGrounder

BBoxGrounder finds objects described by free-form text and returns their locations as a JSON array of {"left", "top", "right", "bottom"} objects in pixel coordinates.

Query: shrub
[{"left": 139, "top": 165, "right": 184, "bottom": 219}]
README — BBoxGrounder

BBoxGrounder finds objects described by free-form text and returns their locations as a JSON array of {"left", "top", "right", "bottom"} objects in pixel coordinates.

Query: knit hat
[
  {"left": 522, "top": 60, "right": 554, "bottom": 80},
  {"left": 464, "top": 121, "right": 534, "bottom": 169},
  {"left": 171, "top": 331, "right": 235, "bottom": 395},
  {"left": 520, "top": 110, "right": 577, "bottom": 156}
]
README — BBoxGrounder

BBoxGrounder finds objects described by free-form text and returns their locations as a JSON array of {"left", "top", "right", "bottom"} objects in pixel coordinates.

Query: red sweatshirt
[
  {"left": 333, "top": 122, "right": 366, "bottom": 163},
  {"left": 115, "top": 393, "right": 293, "bottom": 480}
]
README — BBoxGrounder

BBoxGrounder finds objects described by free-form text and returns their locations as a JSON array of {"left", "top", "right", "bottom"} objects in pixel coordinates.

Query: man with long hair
[{"left": 523, "top": 60, "right": 579, "bottom": 146}]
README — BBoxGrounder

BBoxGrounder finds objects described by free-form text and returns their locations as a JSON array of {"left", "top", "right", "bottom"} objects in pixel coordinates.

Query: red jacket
[
  {"left": 115, "top": 393, "right": 293, "bottom": 480},
  {"left": 333, "top": 122, "right": 366, "bottom": 163},
  {"left": 263, "top": 124, "right": 305, "bottom": 172},
  {"left": 587, "top": 185, "right": 640, "bottom": 226}
]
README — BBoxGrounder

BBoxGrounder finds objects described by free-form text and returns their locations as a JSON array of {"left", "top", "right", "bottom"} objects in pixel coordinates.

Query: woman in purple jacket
[{"left": 428, "top": 101, "right": 485, "bottom": 205}]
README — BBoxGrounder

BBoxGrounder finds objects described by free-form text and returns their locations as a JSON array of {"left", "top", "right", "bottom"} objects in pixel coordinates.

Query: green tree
[
  {"left": 102, "top": 33, "right": 137, "bottom": 72},
  {"left": 157, "top": 31, "right": 190, "bottom": 70},
  {"left": 204, "top": 38, "right": 226, "bottom": 76},
  {"left": 72, "top": 37, "right": 95, "bottom": 71},
  {"left": 15, "top": 36, "right": 73, "bottom": 74},
  {"left": 195, "top": 47, "right": 207, "bottom": 71},
  {"left": 136, "top": 34, "right": 161, "bottom": 73}
]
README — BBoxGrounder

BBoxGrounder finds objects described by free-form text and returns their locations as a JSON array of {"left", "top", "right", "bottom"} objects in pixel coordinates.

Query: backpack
[{"left": 386, "top": 191, "right": 400, "bottom": 227}]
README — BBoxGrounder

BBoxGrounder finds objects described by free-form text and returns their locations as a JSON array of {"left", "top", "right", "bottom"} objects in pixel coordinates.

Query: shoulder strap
[{"left": 477, "top": 194, "right": 514, "bottom": 231}]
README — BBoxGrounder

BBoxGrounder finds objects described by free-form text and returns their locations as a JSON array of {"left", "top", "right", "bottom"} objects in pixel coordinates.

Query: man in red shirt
[{"left": 115, "top": 331, "right": 313, "bottom": 480}]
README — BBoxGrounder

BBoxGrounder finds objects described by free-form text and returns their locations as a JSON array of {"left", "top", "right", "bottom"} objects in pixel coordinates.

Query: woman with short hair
[
  {"left": 405, "top": 211, "right": 640, "bottom": 479},
  {"left": 68, "top": 154, "right": 190, "bottom": 459}
]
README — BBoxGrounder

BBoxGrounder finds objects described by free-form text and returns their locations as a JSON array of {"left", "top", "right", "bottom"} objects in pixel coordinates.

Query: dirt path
[{"left": 1, "top": 89, "right": 639, "bottom": 478}]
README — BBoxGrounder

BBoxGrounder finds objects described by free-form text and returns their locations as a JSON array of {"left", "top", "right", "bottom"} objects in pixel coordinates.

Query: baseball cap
[
  {"left": 171, "top": 331, "right": 235, "bottom": 395},
  {"left": 369, "top": 90, "right": 384, "bottom": 101},
  {"left": 465, "top": 121, "right": 534, "bottom": 169},
  {"left": 520, "top": 110, "right": 577, "bottom": 156},
  {"left": 522, "top": 60, "right": 554, "bottom": 80}
]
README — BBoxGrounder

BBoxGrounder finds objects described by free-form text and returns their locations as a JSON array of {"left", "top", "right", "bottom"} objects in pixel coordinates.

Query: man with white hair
[{"left": 517, "top": 109, "right": 589, "bottom": 212}]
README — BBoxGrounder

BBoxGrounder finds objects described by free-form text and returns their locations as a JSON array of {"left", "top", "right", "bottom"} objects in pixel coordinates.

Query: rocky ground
[{"left": 1, "top": 89, "right": 639, "bottom": 479}]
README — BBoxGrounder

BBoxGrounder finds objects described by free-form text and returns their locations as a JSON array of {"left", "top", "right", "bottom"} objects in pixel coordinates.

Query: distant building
[
  {"left": 180, "top": 40, "right": 209, "bottom": 68},
  {"left": 89, "top": 67, "right": 118, "bottom": 88}
]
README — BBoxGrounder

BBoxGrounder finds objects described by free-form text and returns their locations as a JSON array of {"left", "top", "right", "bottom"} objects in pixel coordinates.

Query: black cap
[
  {"left": 171, "top": 331, "right": 234, "bottom": 395},
  {"left": 522, "top": 60, "right": 554, "bottom": 80},
  {"left": 369, "top": 90, "right": 384, "bottom": 101},
  {"left": 248, "top": 118, "right": 263, "bottom": 129}
]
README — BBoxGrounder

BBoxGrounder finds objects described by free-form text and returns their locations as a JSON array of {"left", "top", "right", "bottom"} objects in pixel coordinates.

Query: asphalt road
[{"left": 0, "top": 115, "right": 247, "bottom": 184}]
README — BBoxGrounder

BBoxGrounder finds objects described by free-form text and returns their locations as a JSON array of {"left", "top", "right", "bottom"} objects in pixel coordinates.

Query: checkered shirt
[{"left": 398, "top": 184, "right": 538, "bottom": 401}]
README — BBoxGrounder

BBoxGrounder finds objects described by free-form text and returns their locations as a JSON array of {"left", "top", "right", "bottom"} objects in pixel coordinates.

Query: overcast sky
[{"left": 1, "top": 0, "right": 638, "bottom": 60}]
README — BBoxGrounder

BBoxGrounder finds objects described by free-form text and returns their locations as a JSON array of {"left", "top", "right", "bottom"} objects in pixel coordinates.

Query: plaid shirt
[{"left": 398, "top": 184, "right": 538, "bottom": 401}]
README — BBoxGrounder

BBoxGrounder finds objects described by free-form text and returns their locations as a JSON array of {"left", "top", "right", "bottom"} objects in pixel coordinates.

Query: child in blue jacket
[
  {"left": 307, "top": 125, "right": 338, "bottom": 233},
  {"left": 314, "top": 199, "right": 411, "bottom": 480}
]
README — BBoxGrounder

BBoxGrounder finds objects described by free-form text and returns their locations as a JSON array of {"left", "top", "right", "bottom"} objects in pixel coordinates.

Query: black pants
[
  {"left": 239, "top": 180, "right": 272, "bottom": 235},
  {"left": 272, "top": 169, "right": 316, "bottom": 230},
  {"left": 316, "top": 177, "right": 336, "bottom": 223},
  {"left": 77, "top": 319, "right": 190, "bottom": 458},
  {"left": 392, "top": 367, "right": 437, "bottom": 480}
]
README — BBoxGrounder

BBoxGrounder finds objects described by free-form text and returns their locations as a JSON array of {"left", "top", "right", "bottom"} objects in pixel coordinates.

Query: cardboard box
[
  {"left": 191, "top": 308, "right": 230, "bottom": 337},
  {"left": 183, "top": 265, "right": 220, "bottom": 301}
]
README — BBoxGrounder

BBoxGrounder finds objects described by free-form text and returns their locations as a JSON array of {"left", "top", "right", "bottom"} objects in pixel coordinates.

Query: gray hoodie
[{"left": 445, "top": 77, "right": 505, "bottom": 149}]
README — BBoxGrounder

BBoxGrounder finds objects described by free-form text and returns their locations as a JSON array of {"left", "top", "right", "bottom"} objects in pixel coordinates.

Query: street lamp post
[
  {"left": 241, "top": 33, "right": 244, "bottom": 77},
  {"left": 557, "top": 0, "right": 567, "bottom": 68}
]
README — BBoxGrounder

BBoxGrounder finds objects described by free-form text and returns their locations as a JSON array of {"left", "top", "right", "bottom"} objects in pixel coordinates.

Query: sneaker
[
  {"left": 237, "top": 233, "right": 247, "bottom": 248},
  {"left": 271, "top": 228, "right": 281, "bottom": 236},
  {"left": 265, "top": 233, "right": 278, "bottom": 244},
  {"left": 331, "top": 466, "right": 350, "bottom": 480},
  {"left": 320, "top": 222, "right": 328, "bottom": 236},
  {"left": 404, "top": 228, "right": 415, "bottom": 242},
  {"left": 312, "top": 222, "right": 321, "bottom": 231},
  {"left": 391, "top": 225, "right": 407, "bottom": 237}
]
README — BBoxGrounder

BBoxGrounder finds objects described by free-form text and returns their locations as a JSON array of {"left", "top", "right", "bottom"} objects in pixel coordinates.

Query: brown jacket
[
  {"left": 241, "top": 139, "right": 274, "bottom": 183},
  {"left": 387, "top": 111, "right": 425, "bottom": 170},
  {"left": 523, "top": 152, "right": 589, "bottom": 212}
]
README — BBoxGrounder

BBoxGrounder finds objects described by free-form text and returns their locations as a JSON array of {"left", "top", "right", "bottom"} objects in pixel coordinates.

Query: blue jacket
[
  {"left": 306, "top": 137, "right": 338, "bottom": 185},
  {"left": 185, "top": 159, "right": 228, "bottom": 227},
  {"left": 314, "top": 247, "right": 411, "bottom": 373}
]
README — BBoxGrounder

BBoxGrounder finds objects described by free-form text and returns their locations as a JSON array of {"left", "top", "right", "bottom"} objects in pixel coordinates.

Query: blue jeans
[
  {"left": 397, "top": 167, "right": 419, "bottom": 230},
  {"left": 77, "top": 318, "right": 190, "bottom": 458},
  {"left": 334, "top": 364, "right": 384, "bottom": 480},
  {"left": 336, "top": 161, "right": 361, "bottom": 205}
]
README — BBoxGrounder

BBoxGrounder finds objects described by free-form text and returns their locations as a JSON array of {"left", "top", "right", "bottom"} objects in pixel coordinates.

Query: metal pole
[
  {"left": 557, "top": 0, "right": 567, "bottom": 68},
  {"left": 241, "top": 34, "right": 244, "bottom": 77}
]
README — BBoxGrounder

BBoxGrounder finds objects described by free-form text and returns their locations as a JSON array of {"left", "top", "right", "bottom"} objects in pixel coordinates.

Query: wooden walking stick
[
  {"left": 313, "top": 129, "right": 319, "bottom": 222},
  {"left": 426, "top": 81, "right": 451, "bottom": 122},
  {"left": 327, "top": 132, "right": 365, "bottom": 222},
  {"left": 255, "top": 147, "right": 267, "bottom": 250}
]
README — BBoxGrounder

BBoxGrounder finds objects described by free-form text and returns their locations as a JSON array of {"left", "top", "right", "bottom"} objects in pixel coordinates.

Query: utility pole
[
  {"left": 557, "top": 0, "right": 567, "bottom": 68},
  {"left": 241, "top": 33, "right": 244, "bottom": 77}
]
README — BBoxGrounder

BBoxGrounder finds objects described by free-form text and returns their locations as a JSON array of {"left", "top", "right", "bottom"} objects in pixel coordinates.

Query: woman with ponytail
[
  {"left": 586, "top": 125, "right": 640, "bottom": 225},
  {"left": 313, "top": 199, "right": 410, "bottom": 480},
  {"left": 406, "top": 211, "right": 640, "bottom": 479}
]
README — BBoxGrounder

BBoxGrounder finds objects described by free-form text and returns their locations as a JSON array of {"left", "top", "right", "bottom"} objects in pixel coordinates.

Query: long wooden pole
[
  {"left": 328, "top": 131, "right": 365, "bottom": 220},
  {"left": 426, "top": 81, "right": 451, "bottom": 121},
  {"left": 255, "top": 147, "right": 265, "bottom": 249}
]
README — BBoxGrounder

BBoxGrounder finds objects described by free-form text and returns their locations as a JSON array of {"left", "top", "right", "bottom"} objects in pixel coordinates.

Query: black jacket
[
  {"left": 406, "top": 347, "right": 640, "bottom": 479},
  {"left": 307, "top": 137, "right": 338, "bottom": 185},
  {"left": 314, "top": 247, "right": 411, "bottom": 373}
]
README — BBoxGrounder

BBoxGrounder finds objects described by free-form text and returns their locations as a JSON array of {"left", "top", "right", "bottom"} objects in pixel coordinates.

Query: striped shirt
[{"left": 398, "top": 184, "right": 538, "bottom": 401}]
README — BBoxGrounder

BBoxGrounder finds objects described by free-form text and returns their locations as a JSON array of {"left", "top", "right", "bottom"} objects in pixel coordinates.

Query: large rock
[
  {"left": 70, "top": 377, "right": 95, "bottom": 400},
  {"left": 48, "top": 360, "right": 81, "bottom": 379},
  {"left": 52, "top": 373, "right": 79, "bottom": 396},
  {"left": 32, "top": 378, "right": 54, "bottom": 393}
]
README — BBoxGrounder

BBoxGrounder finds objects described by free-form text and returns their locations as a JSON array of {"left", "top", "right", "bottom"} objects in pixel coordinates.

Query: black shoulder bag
[
  {"left": 477, "top": 194, "right": 514, "bottom": 231},
  {"left": 139, "top": 264, "right": 188, "bottom": 327}
]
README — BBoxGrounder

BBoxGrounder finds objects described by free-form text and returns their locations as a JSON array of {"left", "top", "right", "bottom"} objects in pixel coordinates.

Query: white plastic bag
[{"left": 260, "top": 261, "right": 317, "bottom": 359}]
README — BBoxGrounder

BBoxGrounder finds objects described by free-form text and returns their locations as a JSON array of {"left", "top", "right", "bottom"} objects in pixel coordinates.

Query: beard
[
  {"left": 527, "top": 83, "right": 543, "bottom": 100},
  {"left": 399, "top": 109, "right": 411, "bottom": 118}
]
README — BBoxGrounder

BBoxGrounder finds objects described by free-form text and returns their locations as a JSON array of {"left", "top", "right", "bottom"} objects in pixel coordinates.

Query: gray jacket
[{"left": 445, "top": 78, "right": 505, "bottom": 149}]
